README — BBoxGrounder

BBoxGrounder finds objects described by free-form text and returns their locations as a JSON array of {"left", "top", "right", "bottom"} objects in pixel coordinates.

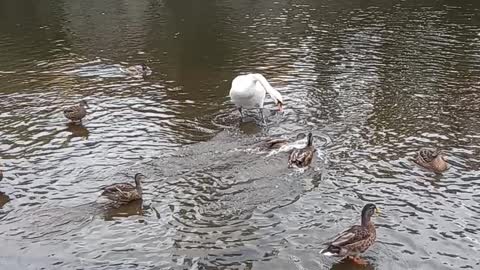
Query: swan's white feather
[{"left": 229, "top": 73, "right": 282, "bottom": 109}]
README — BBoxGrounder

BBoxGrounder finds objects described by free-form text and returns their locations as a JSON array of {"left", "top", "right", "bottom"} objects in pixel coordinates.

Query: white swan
[{"left": 229, "top": 73, "right": 284, "bottom": 123}]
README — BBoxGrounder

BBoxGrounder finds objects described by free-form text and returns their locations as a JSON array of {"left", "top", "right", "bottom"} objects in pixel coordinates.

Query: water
[{"left": 1, "top": 0, "right": 480, "bottom": 269}]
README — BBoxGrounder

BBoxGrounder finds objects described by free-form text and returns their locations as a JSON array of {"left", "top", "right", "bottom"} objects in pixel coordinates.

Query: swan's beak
[{"left": 277, "top": 102, "right": 284, "bottom": 112}]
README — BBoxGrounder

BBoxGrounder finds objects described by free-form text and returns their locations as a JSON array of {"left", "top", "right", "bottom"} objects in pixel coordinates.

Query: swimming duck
[
  {"left": 63, "top": 100, "right": 88, "bottom": 124},
  {"left": 229, "top": 73, "right": 283, "bottom": 123},
  {"left": 321, "top": 203, "right": 380, "bottom": 265},
  {"left": 101, "top": 173, "right": 146, "bottom": 204},
  {"left": 288, "top": 132, "right": 315, "bottom": 168},
  {"left": 122, "top": 63, "right": 152, "bottom": 77},
  {"left": 260, "top": 133, "right": 307, "bottom": 150},
  {"left": 415, "top": 148, "right": 448, "bottom": 173}
]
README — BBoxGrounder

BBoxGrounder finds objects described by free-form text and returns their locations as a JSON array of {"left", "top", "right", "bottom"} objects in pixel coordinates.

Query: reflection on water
[
  {"left": 1, "top": 0, "right": 480, "bottom": 269},
  {"left": 0, "top": 192, "right": 10, "bottom": 208},
  {"left": 101, "top": 199, "right": 144, "bottom": 221},
  {"left": 65, "top": 122, "right": 89, "bottom": 139}
]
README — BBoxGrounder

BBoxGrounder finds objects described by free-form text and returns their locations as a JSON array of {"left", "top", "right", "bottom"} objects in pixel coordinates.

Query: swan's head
[
  {"left": 277, "top": 100, "right": 284, "bottom": 112},
  {"left": 268, "top": 84, "right": 283, "bottom": 112}
]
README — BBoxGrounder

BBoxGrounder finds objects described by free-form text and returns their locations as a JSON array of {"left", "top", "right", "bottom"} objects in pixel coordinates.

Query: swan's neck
[{"left": 252, "top": 74, "right": 283, "bottom": 104}]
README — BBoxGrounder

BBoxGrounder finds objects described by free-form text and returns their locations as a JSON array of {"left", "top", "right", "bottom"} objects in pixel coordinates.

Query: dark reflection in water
[
  {"left": 101, "top": 200, "right": 144, "bottom": 221},
  {"left": 65, "top": 122, "right": 89, "bottom": 139},
  {"left": 0, "top": 192, "right": 10, "bottom": 208},
  {"left": 1, "top": 0, "right": 480, "bottom": 269}
]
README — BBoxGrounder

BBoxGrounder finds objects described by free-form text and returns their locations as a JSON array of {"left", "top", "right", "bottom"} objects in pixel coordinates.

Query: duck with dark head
[
  {"left": 122, "top": 63, "right": 152, "bottom": 77},
  {"left": 320, "top": 203, "right": 380, "bottom": 265},
  {"left": 415, "top": 148, "right": 448, "bottom": 173},
  {"left": 288, "top": 132, "right": 316, "bottom": 168},
  {"left": 63, "top": 100, "right": 88, "bottom": 125},
  {"left": 101, "top": 173, "right": 146, "bottom": 204}
]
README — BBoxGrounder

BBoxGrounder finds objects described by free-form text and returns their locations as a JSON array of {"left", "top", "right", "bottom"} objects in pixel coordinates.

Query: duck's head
[
  {"left": 361, "top": 203, "right": 380, "bottom": 225},
  {"left": 140, "top": 63, "right": 152, "bottom": 76},
  {"left": 80, "top": 100, "right": 89, "bottom": 108},
  {"left": 134, "top": 173, "right": 146, "bottom": 185}
]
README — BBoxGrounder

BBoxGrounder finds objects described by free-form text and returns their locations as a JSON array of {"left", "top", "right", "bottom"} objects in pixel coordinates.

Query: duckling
[
  {"left": 122, "top": 63, "right": 152, "bottom": 77},
  {"left": 63, "top": 100, "right": 88, "bottom": 124},
  {"left": 101, "top": 173, "right": 146, "bottom": 204},
  {"left": 415, "top": 148, "right": 448, "bottom": 173},
  {"left": 321, "top": 203, "right": 380, "bottom": 265},
  {"left": 288, "top": 132, "right": 315, "bottom": 168}
]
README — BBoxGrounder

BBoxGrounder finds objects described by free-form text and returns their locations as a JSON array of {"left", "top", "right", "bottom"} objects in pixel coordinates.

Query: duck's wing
[
  {"left": 63, "top": 106, "right": 74, "bottom": 114},
  {"left": 329, "top": 225, "right": 370, "bottom": 247},
  {"left": 264, "top": 138, "right": 288, "bottom": 149},
  {"left": 418, "top": 148, "right": 439, "bottom": 163},
  {"left": 63, "top": 105, "right": 79, "bottom": 115},
  {"left": 289, "top": 147, "right": 315, "bottom": 167},
  {"left": 63, "top": 105, "right": 86, "bottom": 120},
  {"left": 298, "top": 148, "right": 315, "bottom": 166},
  {"left": 102, "top": 183, "right": 136, "bottom": 195},
  {"left": 288, "top": 148, "right": 301, "bottom": 166}
]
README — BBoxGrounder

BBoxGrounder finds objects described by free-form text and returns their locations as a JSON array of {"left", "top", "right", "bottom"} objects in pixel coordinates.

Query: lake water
[{"left": 0, "top": 0, "right": 479, "bottom": 269}]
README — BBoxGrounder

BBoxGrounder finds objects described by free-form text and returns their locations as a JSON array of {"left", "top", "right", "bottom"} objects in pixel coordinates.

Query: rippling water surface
[{"left": 1, "top": 0, "right": 480, "bottom": 269}]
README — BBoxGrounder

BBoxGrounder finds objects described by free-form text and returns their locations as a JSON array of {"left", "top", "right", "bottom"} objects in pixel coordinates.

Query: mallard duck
[
  {"left": 122, "top": 63, "right": 152, "bottom": 77},
  {"left": 260, "top": 133, "right": 307, "bottom": 149},
  {"left": 415, "top": 148, "right": 448, "bottom": 173},
  {"left": 288, "top": 132, "right": 315, "bottom": 168},
  {"left": 63, "top": 100, "right": 88, "bottom": 124},
  {"left": 321, "top": 203, "right": 380, "bottom": 265},
  {"left": 101, "top": 173, "right": 146, "bottom": 204},
  {"left": 229, "top": 73, "right": 284, "bottom": 123}
]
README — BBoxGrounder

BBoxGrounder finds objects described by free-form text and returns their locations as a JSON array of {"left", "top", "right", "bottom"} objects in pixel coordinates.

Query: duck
[
  {"left": 320, "top": 203, "right": 380, "bottom": 265},
  {"left": 288, "top": 132, "right": 315, "bottom": 168},
  {"left": 121, "top": 63, "right": 152, "bottom": 77},
  {"left": 63, "top": 100, "right": 88, "bottom": 124},
  {"left": 229, "top": 73, "right": 283, "bottom": 123},
  {"left": 101, "top": 173, "right": 146, "bottom": 204},
  {"left": 415, "top": 148, "right": 448, "bottom": 173},
  {"left": 259, "top": 133, "right": 307, "bottom": 150},
  {"left": 0, "top": 169, "right": 3, "bottom": 181}
]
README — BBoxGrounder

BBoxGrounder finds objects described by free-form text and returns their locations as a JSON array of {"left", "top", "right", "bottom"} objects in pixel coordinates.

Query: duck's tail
[
  {"left": 307, "top": 132, "right": 313, "bottom": 147},
  {"left": 320, "top": 245, "right": 340, "bottom": 256}
]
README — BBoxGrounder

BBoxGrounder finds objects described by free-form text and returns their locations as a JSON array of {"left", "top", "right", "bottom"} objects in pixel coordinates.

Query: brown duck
[
  {"left": 121, "top": 63, "right": 152, "bottom": 77},
  {"left": 101, "top": 173, "right": 146, "bottom": 204},
  {"left": 415, "top": 148, "right": 448, "bottom": 173},
  {"left": 63, "top": 100, "right": 88, "bottom": 124},
  {"left": 288, "top": 132, "right": 315, "bottom": 168},
  {"left": 321, "top": 203, "right": 380, "bottom": 265},
  {"left": 260, "top": 133, "right": 306, "bottom": 150}
]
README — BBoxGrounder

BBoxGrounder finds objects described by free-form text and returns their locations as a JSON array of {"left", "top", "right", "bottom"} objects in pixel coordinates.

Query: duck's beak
[
  {"left": 375, "top": 207, "right": 381, "bottom": 216},
  {"left": 277, "top": 102, "right": 284, "bottom": 112}
]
